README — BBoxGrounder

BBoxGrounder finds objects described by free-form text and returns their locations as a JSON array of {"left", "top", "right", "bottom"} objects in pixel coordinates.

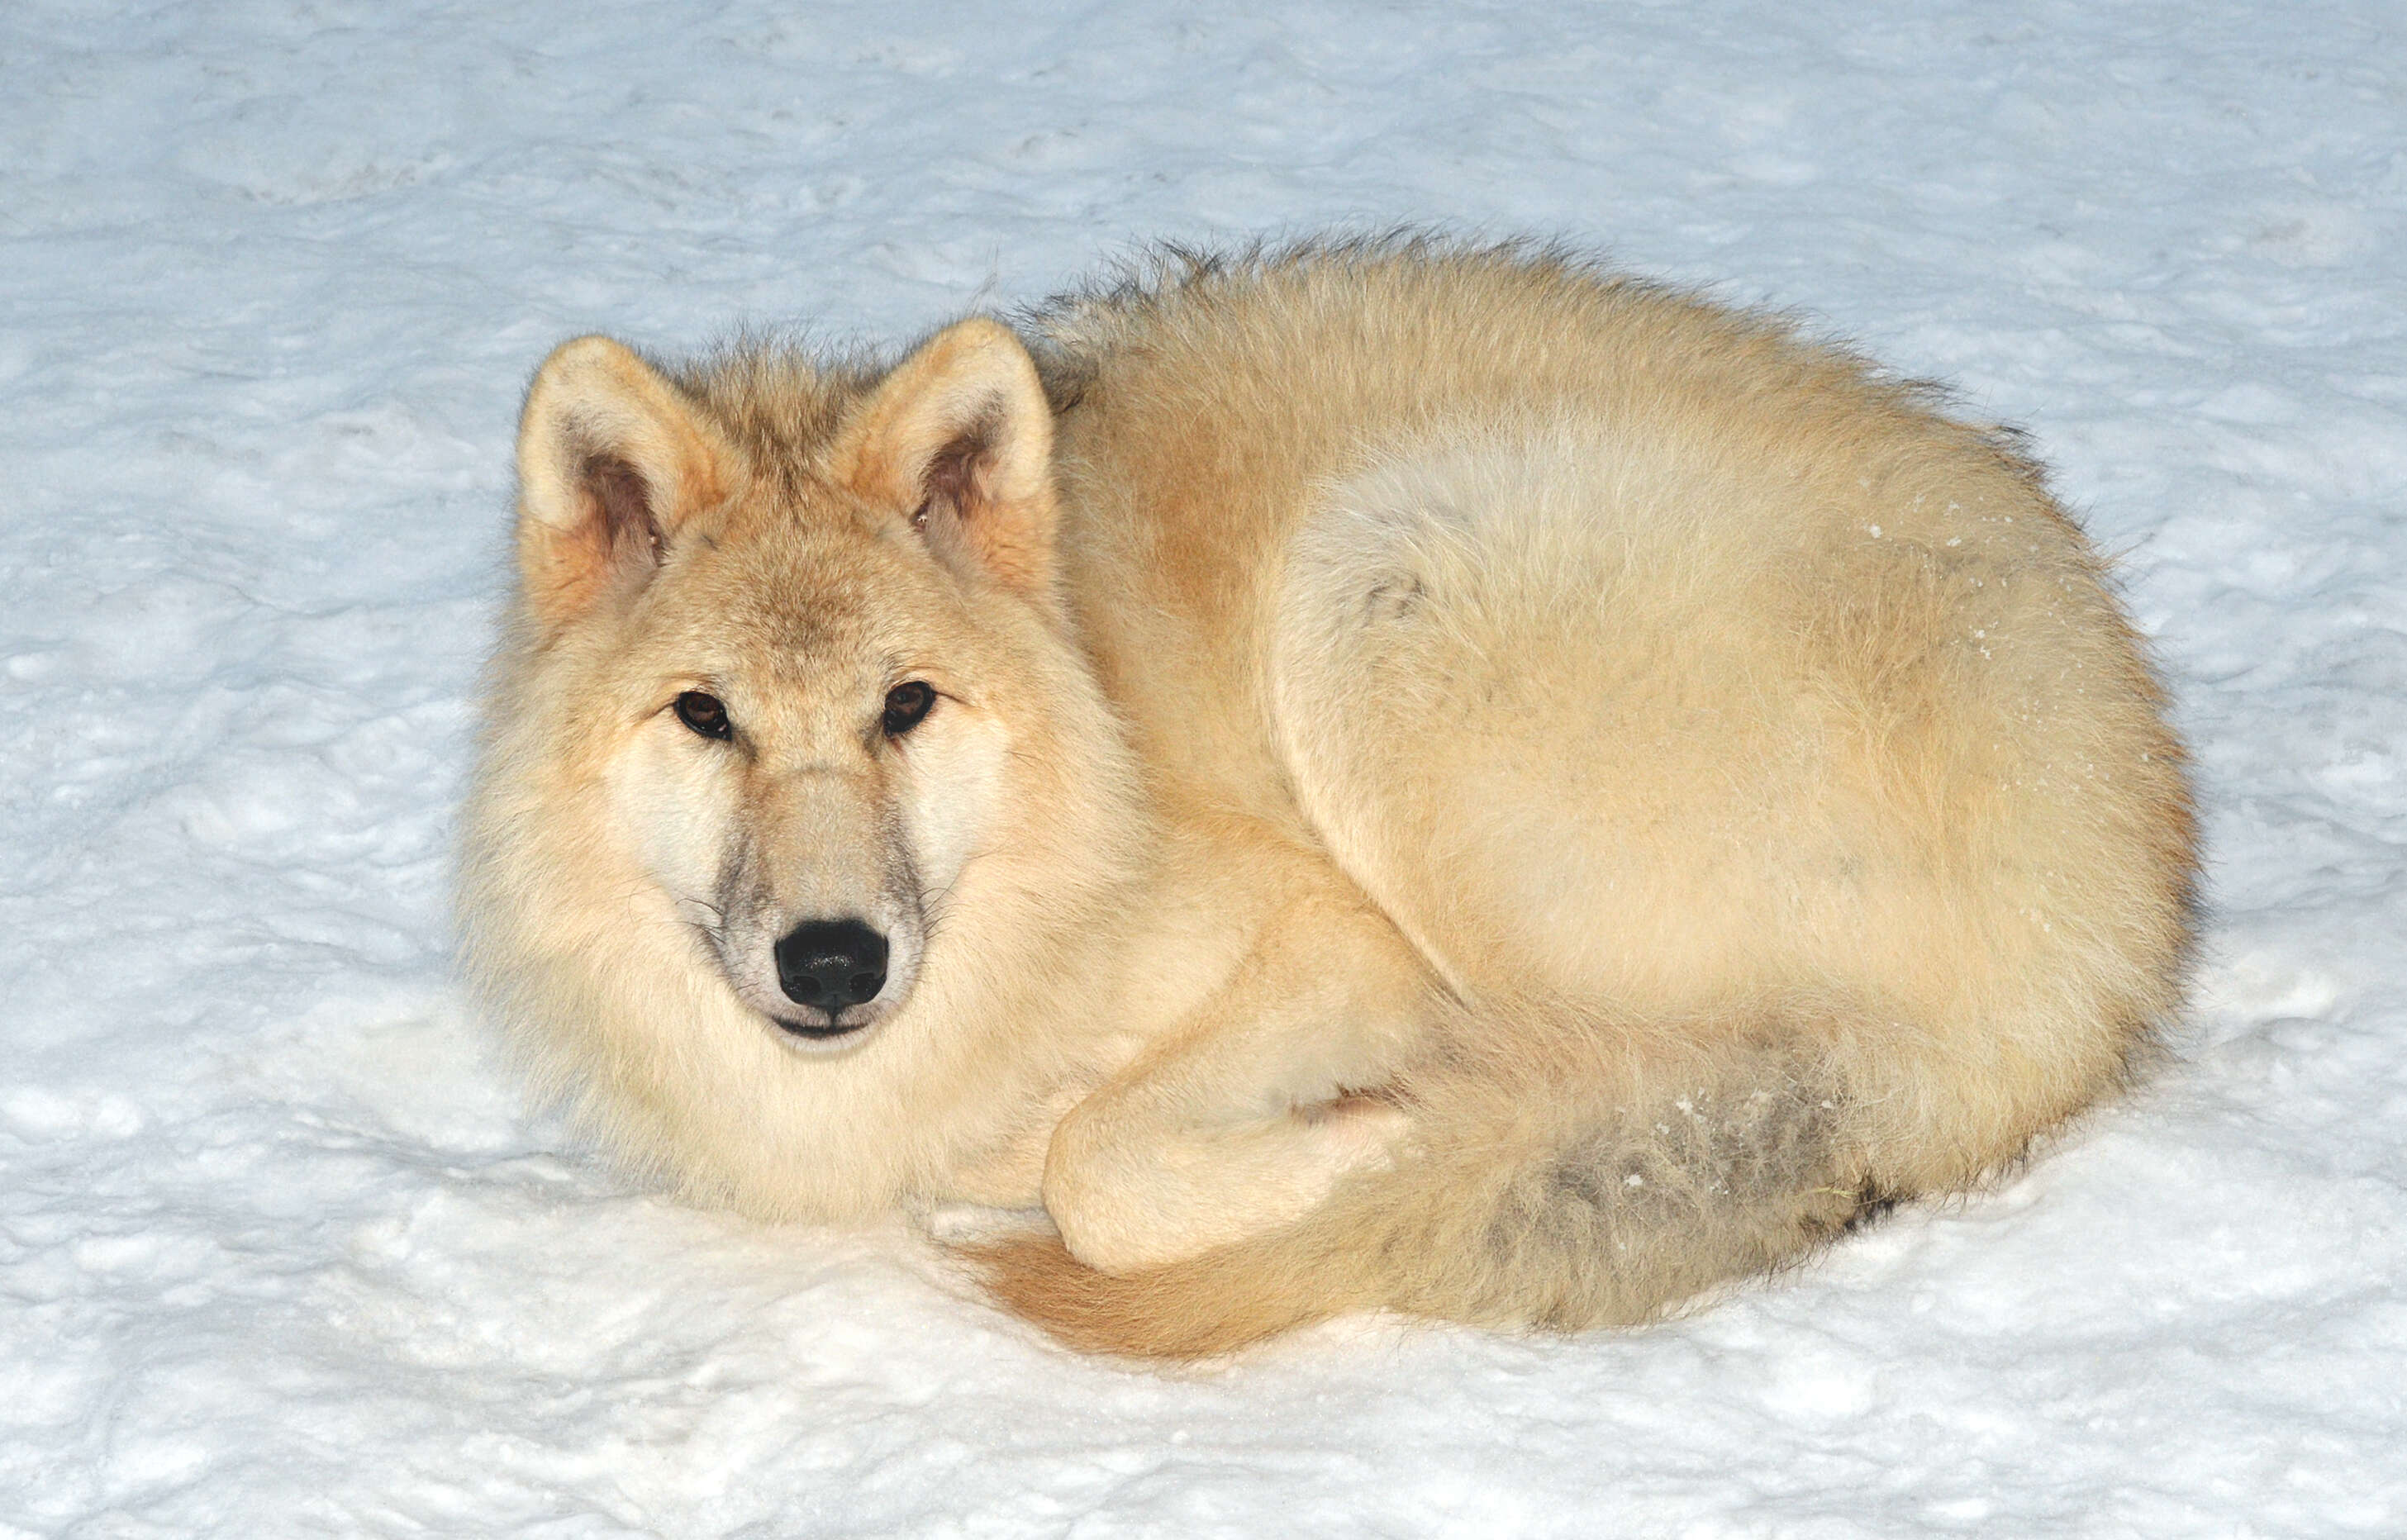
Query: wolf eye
[
  {"left": 882, "top": 681, "right": 935, "bottom": 737},
  {"left": 673, "top": 691, "right": 731, "bottom": 740}
]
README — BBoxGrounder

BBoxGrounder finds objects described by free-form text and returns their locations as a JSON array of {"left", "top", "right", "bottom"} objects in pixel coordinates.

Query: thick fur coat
[{"left": 459, "top": 240, "right": 2196, "bottom": 1357}]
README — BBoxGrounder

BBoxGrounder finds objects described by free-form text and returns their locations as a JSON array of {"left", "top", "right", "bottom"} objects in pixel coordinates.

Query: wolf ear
[
  {"left": 514, "top": 336, "right": 727, "bottom": 630},
  {"left": 835, "top": 318, "right": 1058, "bottom": 601}
]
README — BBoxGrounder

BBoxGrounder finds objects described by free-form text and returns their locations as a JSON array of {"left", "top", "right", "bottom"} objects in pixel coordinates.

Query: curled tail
[{"left": 968, "top": 1013, "right": 1908, "bottom": 1360}]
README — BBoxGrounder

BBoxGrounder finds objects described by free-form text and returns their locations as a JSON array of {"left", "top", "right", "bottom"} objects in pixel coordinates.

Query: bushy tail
[{"left": 968, "top": 1007, "right": 1901, "bottom": 1360}]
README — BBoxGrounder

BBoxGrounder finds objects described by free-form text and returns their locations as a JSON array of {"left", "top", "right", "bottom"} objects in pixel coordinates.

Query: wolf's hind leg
[{"left": 1041, "top": 871, "right": 1437, "bottom": 1274}]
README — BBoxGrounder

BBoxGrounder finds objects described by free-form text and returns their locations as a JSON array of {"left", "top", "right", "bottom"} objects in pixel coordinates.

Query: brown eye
[
  {"left": 882, "top": 681, "right": 935, "bottom": 737},
  {"left": 673, "top": 691, "right": 731, "bottom": 740}
]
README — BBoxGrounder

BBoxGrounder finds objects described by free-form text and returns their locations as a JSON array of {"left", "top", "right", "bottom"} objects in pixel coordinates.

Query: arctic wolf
[{"left": 459, "top": 240, "right": 2195, "bottom": 1357}]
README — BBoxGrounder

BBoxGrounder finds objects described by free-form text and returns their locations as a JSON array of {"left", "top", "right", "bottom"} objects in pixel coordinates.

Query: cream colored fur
[{"left": 459, "top": 240, "right": 2195, "bottom": 1357}]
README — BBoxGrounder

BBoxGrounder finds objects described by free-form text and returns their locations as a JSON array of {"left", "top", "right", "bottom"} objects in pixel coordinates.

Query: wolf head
[{"left": 459, "top": 321, "right": 1144, "bottom": 1217}]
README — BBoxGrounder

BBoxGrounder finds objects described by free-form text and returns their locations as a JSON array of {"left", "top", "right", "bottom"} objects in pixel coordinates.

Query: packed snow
[{"left": 3, "top": 1, "right": 2402, "bottom": 1533}]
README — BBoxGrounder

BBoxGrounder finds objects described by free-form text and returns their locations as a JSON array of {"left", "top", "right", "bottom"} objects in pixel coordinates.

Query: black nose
[{"left": 773, "top": 919, "right": 889, "bottom": 1013}]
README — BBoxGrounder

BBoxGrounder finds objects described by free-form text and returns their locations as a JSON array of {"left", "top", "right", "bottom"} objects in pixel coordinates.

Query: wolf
[{"left": 458, "top": 238, "right": 2195, "bottom": 1358}]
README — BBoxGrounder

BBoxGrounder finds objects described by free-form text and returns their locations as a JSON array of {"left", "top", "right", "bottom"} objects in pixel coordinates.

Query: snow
[{"left": 3, "top": 0, "right": 2402, "bottom": 1533}]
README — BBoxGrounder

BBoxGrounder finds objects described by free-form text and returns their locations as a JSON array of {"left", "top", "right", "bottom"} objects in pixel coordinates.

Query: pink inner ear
[{"left": 583, "top": 453, "right": 662, "bottom": 563}]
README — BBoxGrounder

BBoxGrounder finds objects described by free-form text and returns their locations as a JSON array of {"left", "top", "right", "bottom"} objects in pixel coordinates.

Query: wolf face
[
  {"left": 594, "top": 510, "right": 1019, "bottom": 1048},
  {"left": 466, "top": 323, "right": 1146, "bottom": 1177}
]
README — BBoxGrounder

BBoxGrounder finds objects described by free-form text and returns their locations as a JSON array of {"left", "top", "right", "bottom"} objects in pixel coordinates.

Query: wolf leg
[
  {"left": 978, "top": 994, "right": 1887, "bottom": 1358},
  {"left": 1041, "top": 873, "right": 1436, "bottom": 1274}
]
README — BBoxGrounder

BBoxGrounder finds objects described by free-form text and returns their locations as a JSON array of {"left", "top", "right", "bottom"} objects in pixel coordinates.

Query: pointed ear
[
  {"left": 835, "top": 318, "right": 1058, "bottom": 601},
  {"left": 514, "top": 336, "right": 728, "bottom": 630}
]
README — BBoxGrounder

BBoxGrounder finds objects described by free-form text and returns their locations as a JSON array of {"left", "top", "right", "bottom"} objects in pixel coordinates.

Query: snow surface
[{"left": 3, "top": 1, "right": 2403, "bottom": 1533}]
